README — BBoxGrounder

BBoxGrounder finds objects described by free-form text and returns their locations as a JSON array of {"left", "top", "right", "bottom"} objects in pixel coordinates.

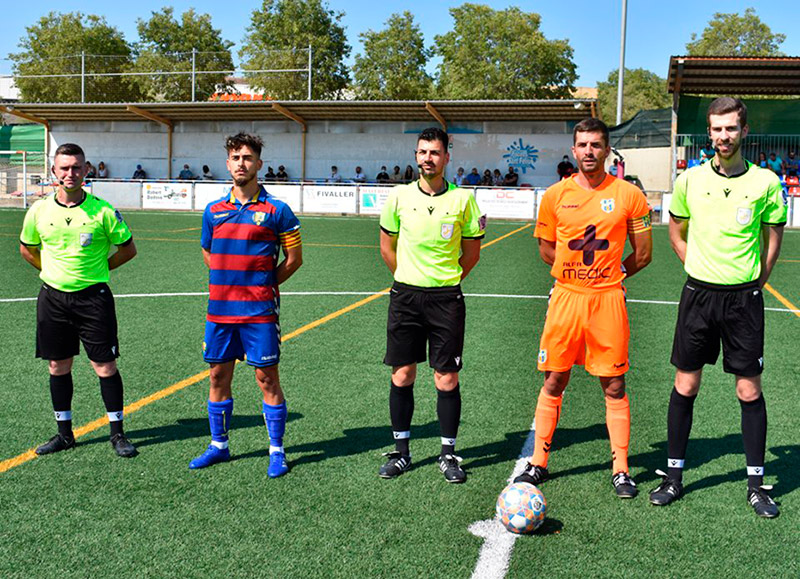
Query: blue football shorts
[{"left": 203, "top": 321, "right": 281, "bottom": 367}]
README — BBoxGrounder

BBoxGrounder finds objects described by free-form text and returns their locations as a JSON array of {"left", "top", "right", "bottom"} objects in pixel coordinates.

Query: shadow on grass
[{"left": 78, "top": 412, "right": 303, "bottom": 450}]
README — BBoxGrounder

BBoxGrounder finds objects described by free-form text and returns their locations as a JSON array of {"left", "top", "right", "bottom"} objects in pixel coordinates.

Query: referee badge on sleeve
[{"left": 79, "top": 233, "right": 93, "bottom": 247}]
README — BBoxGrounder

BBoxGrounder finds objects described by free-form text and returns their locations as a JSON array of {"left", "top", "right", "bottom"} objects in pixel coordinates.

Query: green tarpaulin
[
  {"left": 678, "top": 96, "right": 800, "bottom": 134},
  {"left": 0, "top": 124, "right": 45, "bottom": 152}
]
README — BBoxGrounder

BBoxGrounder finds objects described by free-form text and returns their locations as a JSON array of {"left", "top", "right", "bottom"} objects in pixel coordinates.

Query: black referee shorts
[
  {"left": 384, "top": 281, "right": 466, "bottom": 372},
  {"left": 671, "top": 276, "right": 764, "bottom": 377},
  {"left": 36, "top": 282, "right": 120, "bottom": 363}
]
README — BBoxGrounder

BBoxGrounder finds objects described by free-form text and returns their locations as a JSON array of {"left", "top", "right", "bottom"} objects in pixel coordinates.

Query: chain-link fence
[
  {"left": 678, "top": 134, "right": 800, "bottom": 166},
  {"left": 0, "top": 150, "right": 48, "bottom": 208},
  {"left": 1, "top": 47, "right": 313, "bottom": 103}
]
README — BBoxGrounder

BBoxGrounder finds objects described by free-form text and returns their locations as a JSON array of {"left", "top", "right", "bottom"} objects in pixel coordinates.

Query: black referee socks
[
  {"left": 390, "top": 382, "right": 414, "bottom": 456},
  {"left": 100, "top": 371, "right": 125, "bottom": 436},
  {"left": 437, "top": 384, "right": 461, "bottom": 456},
  {"left": 49, "top": 373, "right": 74, "bottom": 437},
  {"left": 666, "top": 388, "right": 697, "bottom": 482},
  {"left": 740, "top": 393, "right": 767, "bottom": 489}
]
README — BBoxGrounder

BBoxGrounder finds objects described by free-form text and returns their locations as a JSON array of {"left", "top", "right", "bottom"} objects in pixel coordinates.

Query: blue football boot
[
  {"left": 189, "top": 445, "right": 230, "bottom": 469},
  {"left": 268, "top": 451, "right": 289, "bottom": 478}
]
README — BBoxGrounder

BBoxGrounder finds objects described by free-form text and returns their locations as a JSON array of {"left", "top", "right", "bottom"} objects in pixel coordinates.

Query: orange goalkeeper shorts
[{"left": 537, "top": 282, "right": 630, "bottom": 377}]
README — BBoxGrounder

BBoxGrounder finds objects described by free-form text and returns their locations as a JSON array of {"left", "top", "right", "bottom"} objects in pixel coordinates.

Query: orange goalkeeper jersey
[{"left": 535, "top": 175, "right": 651, "bottom": 290}]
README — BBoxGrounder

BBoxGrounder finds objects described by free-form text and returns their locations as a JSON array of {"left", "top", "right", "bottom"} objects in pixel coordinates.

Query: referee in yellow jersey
[
  {"left": 378, "top": 127, "right": 485, "bottom": 483},
  {"left": 20, "top": 143, "right": 138, "bottom": 458}
]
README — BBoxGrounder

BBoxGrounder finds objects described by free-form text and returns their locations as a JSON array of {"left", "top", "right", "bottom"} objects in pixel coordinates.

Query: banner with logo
[
  {"left": 264, "top": 184, "right": 302, "bottom": 212},
  {"left": 142, "top": 182, "right": 192, "bottom": 210},
  {"left": 303, "top": 185, "right": 357, "bottom": 214},
  {"left": 359, "top": 186, "right": 394, "bottom": 215},
  {"left": 474, "top": 188, "right": 537, "bottom": 219},
  {"left": 194, "top": 183, "right": 230, "bottom": 210}
]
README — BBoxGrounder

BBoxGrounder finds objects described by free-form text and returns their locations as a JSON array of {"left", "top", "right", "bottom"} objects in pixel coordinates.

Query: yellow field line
[
  {"left": 763, "top": 283, "right": 800, "bottom": 318},
  {"left": 483, "top": 223, "right": 531, "bottom": 248},
  {"left": 0, "top": 221, "right": 530, "bottom": 474}
]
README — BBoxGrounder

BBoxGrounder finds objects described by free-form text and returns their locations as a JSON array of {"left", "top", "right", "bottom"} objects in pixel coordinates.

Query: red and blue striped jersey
[{"left": 201, "top": 186, "right": 301, "bottom": 324}]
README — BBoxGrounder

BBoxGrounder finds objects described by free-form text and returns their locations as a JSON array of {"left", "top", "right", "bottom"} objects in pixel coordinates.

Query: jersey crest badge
[
  {"left": 252, "top": 211, "right": 266, "bottom": 226},
  {"left": 441, "top": 223, "right": 454, "bottom": 239},
  {"left": 600, "top": 198, "right": 615, "bottom": 213},
  {"left": 79, "top": 233, "right": 93, "bottom": 247},
  {"left": 538, "top": 349, "right": 547, "bottom": 364},
  {"left": 736, "top": 207, "right": 753, "bottom": 225}
]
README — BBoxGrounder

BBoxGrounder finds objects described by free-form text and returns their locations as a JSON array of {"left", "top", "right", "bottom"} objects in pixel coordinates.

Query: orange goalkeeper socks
[
  {"left": 605, "top": 394, "right": 631, "bottom": 474},
  {"left": 531, "top": 389, "right": 563, "bottom": 468}
]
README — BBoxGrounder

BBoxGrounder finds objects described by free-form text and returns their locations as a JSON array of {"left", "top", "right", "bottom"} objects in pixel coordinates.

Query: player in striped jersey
[{"left": 189, "top": 132, "right": 303, "bottom": 477}]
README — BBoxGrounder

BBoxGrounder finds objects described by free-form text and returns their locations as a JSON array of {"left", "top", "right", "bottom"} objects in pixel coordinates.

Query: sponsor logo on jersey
[
  {"left": 252, "top": 211, "right": 266, "bottom": 226},
  {"left": 79, "top": 233, "right": 93, "bottom": 247},
  {"left": 441, "top": 223, "right": 454, "bottom": 239},
  {"left": 736, "top": 207, "right": 753, "bottom": 225},
  {"left": 600, "top": 198, "right": 615, "bottom": 213},
  {"left": 213, "top": 212, "right": 229, "bottom": 219},
  {"left": 478, "top": 214, "right": 487, "bottom": 231},
  {"left": 454, "top": 356, "right": 461, "bottom": 366},
  {"left": 561, "top": 204, "right": 579, "bottom": 209}
]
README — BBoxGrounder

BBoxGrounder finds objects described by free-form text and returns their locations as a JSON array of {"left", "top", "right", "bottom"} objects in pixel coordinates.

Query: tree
[
  {"left": 433, "top": 4, "right": 576, "bottom": 100},
  {"left": 132, "top": 8, "right": 234, "bottom": 102},
  {"left": 240, "top": 0, "right": 350, "bottom": 100},
  {"left": 686, "top": 8, "right": 785, "bottom": 56},
  {"left": 10, "top": 12, "right": 139, "bottom": 103},
  {"left": 597, "top": 68, "right": 671, "bottom": 125},
  {"left": 351, "top": 12, "right": 432, "bottom": 100}
]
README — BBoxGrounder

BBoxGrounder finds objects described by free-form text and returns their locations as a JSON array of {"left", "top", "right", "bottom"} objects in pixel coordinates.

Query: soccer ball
[{"left": 496, "top": 482, "right": 547, "bottom": 534}]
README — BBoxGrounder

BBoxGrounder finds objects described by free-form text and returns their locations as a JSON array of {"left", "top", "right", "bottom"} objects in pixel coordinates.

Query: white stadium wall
[{"left": 48, "top": 119, "right": 574, "bottom": 185}]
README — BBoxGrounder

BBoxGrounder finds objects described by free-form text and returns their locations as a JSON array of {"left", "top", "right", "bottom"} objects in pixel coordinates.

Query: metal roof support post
[
  {"left": 126, "top": 105, "right": 174, "bottom": 179},
  {"left": 669, "top": 60, "right": 684, "bottom": 192},
  {"left": 271, "top": 102, "right": 308, "bottom": 180}
]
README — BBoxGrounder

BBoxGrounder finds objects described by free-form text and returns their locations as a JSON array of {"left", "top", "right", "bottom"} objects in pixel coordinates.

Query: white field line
[
  {"left": 1, "top": 291, "right": 799, "bottom": 314},
  {"left": 468, "top": 419, "right": 537, "bottom": 579}
]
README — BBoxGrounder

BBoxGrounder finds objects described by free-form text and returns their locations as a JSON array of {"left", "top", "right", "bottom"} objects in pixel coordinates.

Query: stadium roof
[
  {"left": 668, "top": 56, "right": 800, "bottom": 95},
  {"left": 0, "top": 99, "right": 596, "bottom": 129}
]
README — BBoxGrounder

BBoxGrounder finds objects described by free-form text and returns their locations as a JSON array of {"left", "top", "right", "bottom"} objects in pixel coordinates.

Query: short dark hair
[
  {"left": 225, "top": 132, "right": 263, "bottom": 157},
  {"left": 417, "top": 127, "right": 449, "bottom": 150},
  {"left": 573, "top": 118, "right": 609, "bottom": 146},
  {"left": 54, "top": 143, "right": 85, "bottom": 159},
  {"left": 707, "top": 97, "right": 747, "bottom": 127}
]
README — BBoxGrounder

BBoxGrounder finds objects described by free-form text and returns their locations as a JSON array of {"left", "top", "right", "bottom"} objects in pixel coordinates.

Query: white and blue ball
[{"left": 496, "top": 482, "right": 547, "bottom": 534}]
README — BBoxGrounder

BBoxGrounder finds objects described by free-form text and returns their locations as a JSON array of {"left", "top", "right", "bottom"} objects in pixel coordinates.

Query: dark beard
[{"left": 233, "top": 175, "right": 255, "bottom": 187}]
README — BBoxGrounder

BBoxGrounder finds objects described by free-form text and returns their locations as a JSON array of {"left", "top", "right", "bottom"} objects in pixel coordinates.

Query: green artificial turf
[{"left": 0, "top": 209, "right": 797, "bottom": 578}]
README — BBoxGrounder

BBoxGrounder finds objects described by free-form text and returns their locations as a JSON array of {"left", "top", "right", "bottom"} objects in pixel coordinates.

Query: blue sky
[{"left": 0, "top": 1, "right": 795, "bottom": 87}]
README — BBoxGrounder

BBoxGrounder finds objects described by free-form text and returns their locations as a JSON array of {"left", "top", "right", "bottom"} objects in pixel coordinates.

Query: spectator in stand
[
  {"left": 97, "top": 161, "right": 108, "bottom": 179},
  {"left": 264, "top": 166, "right": 277, "bottom": 181},
  {"left": 503, "top": 166, "right": 519, "bottom": 187},
  {"left": 178, "top": 164, "right": 195, "bottom": 180},
  {"left": 329, "top": 165, "right": 343, "bottom": 183},
  {"left": 758, "top": 152, "right": 768, "bottom": 168},
  {"left": 202, "top": 165, "right": 214, "bottom": 180},
  {"left": 403, "top": 165, "right": 416, "bottom": 183},
  {"left": 493, "top": 168, "right": 503, "bottom": 186},
  {"left": 85, "top": 161, "right": 96, "bottom": 179},
  {"left": 557, "top": 155, "right": 574, "bottom": 179},
  {"left": 453, "top": 167, "right": 466, "bottom": 186},
  {"left": 783, "top": 151, "right": 798, "bottom": 177},
  {"left": 276, "top": 165, "right": 289, "bottom": 181},
  {"left": 353, "top": 166, "right": 367, "bottom": 183},
  {"left": 481, "top": 169, "right": 493, "bottom": 186},
  {"left": 767, "top": 152, "right": 783, "bottom": 177},
  {"left": 376, "top": 166, "right": 390, "bottom": 183},
  {"left": 699, "top": 141, "right": 716, "bottom": 164},
  {"left": 390, "top": 165, "right": 403, "bottom": 183},
  {"left": 132, "top": 165, "right": 146, "bottom": 180},
  {"left": 464, "top": 167, "right": 481, "bottom": 186}
]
